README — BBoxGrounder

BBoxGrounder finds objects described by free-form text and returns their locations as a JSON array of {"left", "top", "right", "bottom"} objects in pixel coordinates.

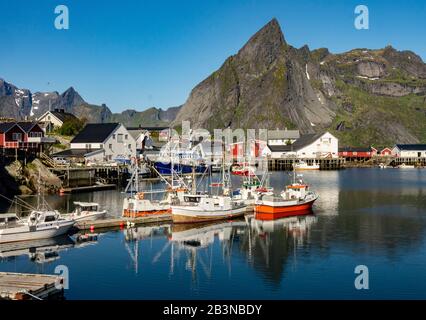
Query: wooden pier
[
  {"left": 268, "top": 158, "right": 344, "bottom": 171},
  {"left": 59, "top": 183, "right": 117, "bottom": 194},
  {"left": 0, "top": 272, "right": 63, "bottom": 300},
  {"left": 75, "top": 214, "right": 173, "bottom": 230}
]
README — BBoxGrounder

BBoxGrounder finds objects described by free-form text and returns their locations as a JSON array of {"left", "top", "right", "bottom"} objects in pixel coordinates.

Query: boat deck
[{"left": 0, "top": 272, "right": 63, "bottom": 300}]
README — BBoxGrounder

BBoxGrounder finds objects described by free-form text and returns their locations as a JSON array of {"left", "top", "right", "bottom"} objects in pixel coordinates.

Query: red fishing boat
[{"left": 254, "top": 176, "right": 318, "bottom": 220}]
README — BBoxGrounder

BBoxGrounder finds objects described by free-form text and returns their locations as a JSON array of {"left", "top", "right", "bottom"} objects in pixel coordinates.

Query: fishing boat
[
  {"left": 171, "top": 194, "right": 247, "bottom": 224},
  {"left": 123, "top": 192, "right": 172, "bottom": 217},
  {"left": 231, "top": 163, "right": 255, "bottom": 176},
  {"left": 254, "top": 174, "right": 318, "bottom": 220},
  {"left": 293, "top": 160, "right": 320, "bottom": 171},
  {"left": 0, "top": 210, "right": 75, "bottom": 244},
  {"left": 122, "top": 162, "right": 189, "bottom": 217},
  {"left": 67, "top": 202, "right": 107, "bottom": 222}
]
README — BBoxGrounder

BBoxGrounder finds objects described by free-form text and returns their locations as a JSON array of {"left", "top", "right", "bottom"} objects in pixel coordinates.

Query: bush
[{"left": 59, "top": 118, "right": 85, "bottom": 136}]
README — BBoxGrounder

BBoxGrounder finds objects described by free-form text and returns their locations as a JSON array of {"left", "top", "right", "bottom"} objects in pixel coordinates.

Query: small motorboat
[
  {"left": 398, "top": 163, "right": 416, "bottom": 169},
  {"left": 0, "top": 210, "right": 75, "bottom": 244},
  {"left": 69, "top": 202, "right": 107, "bottom": 222},
  {"left": 293, "top": 160, "right": 320, "bottom": 171}
]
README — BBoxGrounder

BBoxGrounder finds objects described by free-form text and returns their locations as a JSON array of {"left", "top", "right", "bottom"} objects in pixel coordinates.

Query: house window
[
  {"left": 12, "top": 133, "right": 22, "bottom": 141},
  {"left": 48, "top": 116, "right": 51, "bottom": 120},
  {"left": 109, "top": 144, "right": 112, "bottom": 149},
  {"left": 117, "top": 134, "right": 123, "bottom": 143},
  {"left": 86, "top": 144, "right": 91, "bottom": 150},
  {"left": 128, "top": 144, "right": 131, "bottom": 150},
  {"left": 112, "top": 134, "right": 116, "bottom": 139},
  {"left": 125, "top": 134, "right": 128, "bottom": 140},
  {"left": 100, "top": 144, "right": 103, "bottom": 148},
  {"left": 29, "top": 132, "right": 42, "bottom": 138}
]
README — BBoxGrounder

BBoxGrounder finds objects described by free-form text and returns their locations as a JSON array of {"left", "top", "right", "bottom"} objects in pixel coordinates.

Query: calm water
[{"left": 1, "top": 168, "right": 426, "bottom": 299}]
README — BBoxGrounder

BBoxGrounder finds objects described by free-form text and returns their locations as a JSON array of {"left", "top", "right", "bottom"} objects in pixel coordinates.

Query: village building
[
  {"left": 37, "top": 109, "right": 79, "bottom": 132},
  {"left": 0, "top": 121, "right": 55, "bottom": 154},
  {"left": 263, "top": 132, "right": 339, "bottom": 159},
  {"left": 379, "top": 147, "right": 392, "bottom": 156},
  {"left": 52, "top": 123, "right": 136, "bottom": 163},
  {"left": 392, "top": 144, "right": 426, "bottom": 158},
  {"left": 267, "top": 129, "right": 300, "bottom": 145},
  {"left": 338, "top": 146, "right": 376, "bottom": 160}
]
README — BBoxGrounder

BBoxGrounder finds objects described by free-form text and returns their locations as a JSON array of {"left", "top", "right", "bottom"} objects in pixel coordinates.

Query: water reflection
[{"left": 0, "top": 235, "right": 75, "bottom": 263}]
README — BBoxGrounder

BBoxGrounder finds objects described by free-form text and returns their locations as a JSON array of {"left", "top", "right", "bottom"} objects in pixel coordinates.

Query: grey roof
[
  {"left": 267, "top": 132, "right": 325, "bottom": 152},
  {"left": 267, "top": 129, "right": 300, "bottom": 140},
  {"left": 71, "top": 123, "right": 120, "bottom": 143},
  {"left": 127, "top": 128, "right": 146, "bottom": 140},
  {"left": 16, "top": 122, "right": 41, "bottom": 133},
  {"left": 395, "top": 144, "right": 426, "bottom": 151},
  {"left": 49, "top": 110, "right": 78, "bottom": 123},
  {"left": 0, "top": 122, "right": 19, "bottom": 133}
]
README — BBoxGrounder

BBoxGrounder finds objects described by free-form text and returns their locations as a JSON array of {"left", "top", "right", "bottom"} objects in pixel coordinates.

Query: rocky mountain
[
  {"left": 110, "top": 106, "right": 182, "bottom": 127},
  {"left": 0, "top": 79, "right": 179, "bottom": 126},
  {"left": 173, "top": 18, "right": 426, "bottom": 146}
]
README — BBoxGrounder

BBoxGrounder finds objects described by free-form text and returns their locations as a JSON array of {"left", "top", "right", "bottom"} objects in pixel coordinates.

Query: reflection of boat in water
[
  {"left": 170, "top": 219, "right": 246, "bottom": 248},
  {"left": 0, "top": 235, "right": 75, "bottom": 262},
  {"left": 398, "top": 163, "right": 416, "bottom": 169}
]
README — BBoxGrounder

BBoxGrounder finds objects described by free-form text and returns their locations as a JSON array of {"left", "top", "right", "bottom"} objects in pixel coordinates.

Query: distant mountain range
[
  {"left": 0, "top": 78, "right": 180, "bottom": 126},
  {"left": 2, "top": 18, "right": 426, "bottom": 146}
]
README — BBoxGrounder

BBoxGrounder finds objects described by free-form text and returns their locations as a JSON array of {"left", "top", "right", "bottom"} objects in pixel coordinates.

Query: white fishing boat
[
  {"left": 0, "top": 210, "right": 75, "bottom": 244},
  {"left": 293, "top": 160, "right": 320, "bottom": 171},
  {"left": 171, "top": 194, "right": 247, "bottom": 224},
  {"left": 68, "top": 202, "right": 107, "bottom": 222}
]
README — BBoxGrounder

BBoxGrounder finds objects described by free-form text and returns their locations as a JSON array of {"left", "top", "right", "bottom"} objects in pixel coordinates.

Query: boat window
[
  {"left": 44, "top": 215, "right": 57, "bottom": 222},
  {"left": 184, "top": 196, "right": 200, "bottom": 203}
]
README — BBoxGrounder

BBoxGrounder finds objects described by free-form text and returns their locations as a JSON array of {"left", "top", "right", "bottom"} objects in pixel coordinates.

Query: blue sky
[{"left": 1, "top": 0, "right": 425, "bottom": 112}]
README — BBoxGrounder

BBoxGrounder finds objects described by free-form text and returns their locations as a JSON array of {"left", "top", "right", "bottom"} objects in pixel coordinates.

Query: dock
[
  {"left": 0, "top": 272, "right": 63, "bottom": 300},
  {"left": 59, "top": 183, "right": 117, "bottom": 194},
  {"left": 268, "top": 158, "right": 344, "bottom": 171},
  {"left": 75, "top": 214, "right": 173, "bottom": 230}
]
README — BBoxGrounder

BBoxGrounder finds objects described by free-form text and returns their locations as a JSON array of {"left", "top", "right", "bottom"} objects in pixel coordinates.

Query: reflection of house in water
[{"left": 0, "top": 235, "right": 75, "bottom": 264}]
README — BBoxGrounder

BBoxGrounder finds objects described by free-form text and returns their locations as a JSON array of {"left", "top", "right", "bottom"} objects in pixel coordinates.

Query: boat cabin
[
  {"left": 0, "top": 214, "right": 21, "bottom": 227},
  {"left": 74, "top": 202, "right": 99, "bottom": 212},
  {"left": 28, "top": 211, "right": 60, "bottom": 224}
]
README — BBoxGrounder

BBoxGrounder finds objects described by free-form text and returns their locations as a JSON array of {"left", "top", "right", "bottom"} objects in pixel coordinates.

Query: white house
[
  {"left": 267, "top": 129, "right": 300, "bottom": 146},
  {"left": 263, "top": 132, "right": 339, "bottom": 159},
  {"left": 52, "top": 123, "right": 136, "bottom": 163},
  {"left": 392, "top": 144, "right": 426, "bottom": 157},
  {"left": 37, "top": 109, "right": 78, "bottom": 131}
]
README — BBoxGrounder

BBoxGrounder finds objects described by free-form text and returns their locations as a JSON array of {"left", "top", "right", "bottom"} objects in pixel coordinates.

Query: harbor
[{"left": 1, "top": 168, "right": 426, "bottom": 299}]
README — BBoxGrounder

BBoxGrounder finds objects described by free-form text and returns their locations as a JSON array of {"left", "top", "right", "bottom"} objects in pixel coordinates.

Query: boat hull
[
  {"left": 171, "top": 206, "right": 246, "bottom": 224},
  {"left": 0, "top": 221, "right": 75, "bottom": 244},
  {"left": 254, "top": 198, "right": 316, "bottom": 220},
  {"left": 154, "top": 162, "right": 208, "bottom": 175},
  {"left": 123, "top": 208, "right": 171, "bottom": 218}
]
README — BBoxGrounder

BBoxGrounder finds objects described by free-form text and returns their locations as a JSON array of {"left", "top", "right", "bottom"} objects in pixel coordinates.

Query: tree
[{"left": 59, "top": 118, "right": 85, "bottom": 136}]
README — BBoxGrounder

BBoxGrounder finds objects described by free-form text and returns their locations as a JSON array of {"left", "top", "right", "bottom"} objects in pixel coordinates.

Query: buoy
[
  {"left": 90, "top": 225, "right": 95, "bottom": 232},
  {"left": 59, "top": 188, "right": 65, "bottom": 196}
]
